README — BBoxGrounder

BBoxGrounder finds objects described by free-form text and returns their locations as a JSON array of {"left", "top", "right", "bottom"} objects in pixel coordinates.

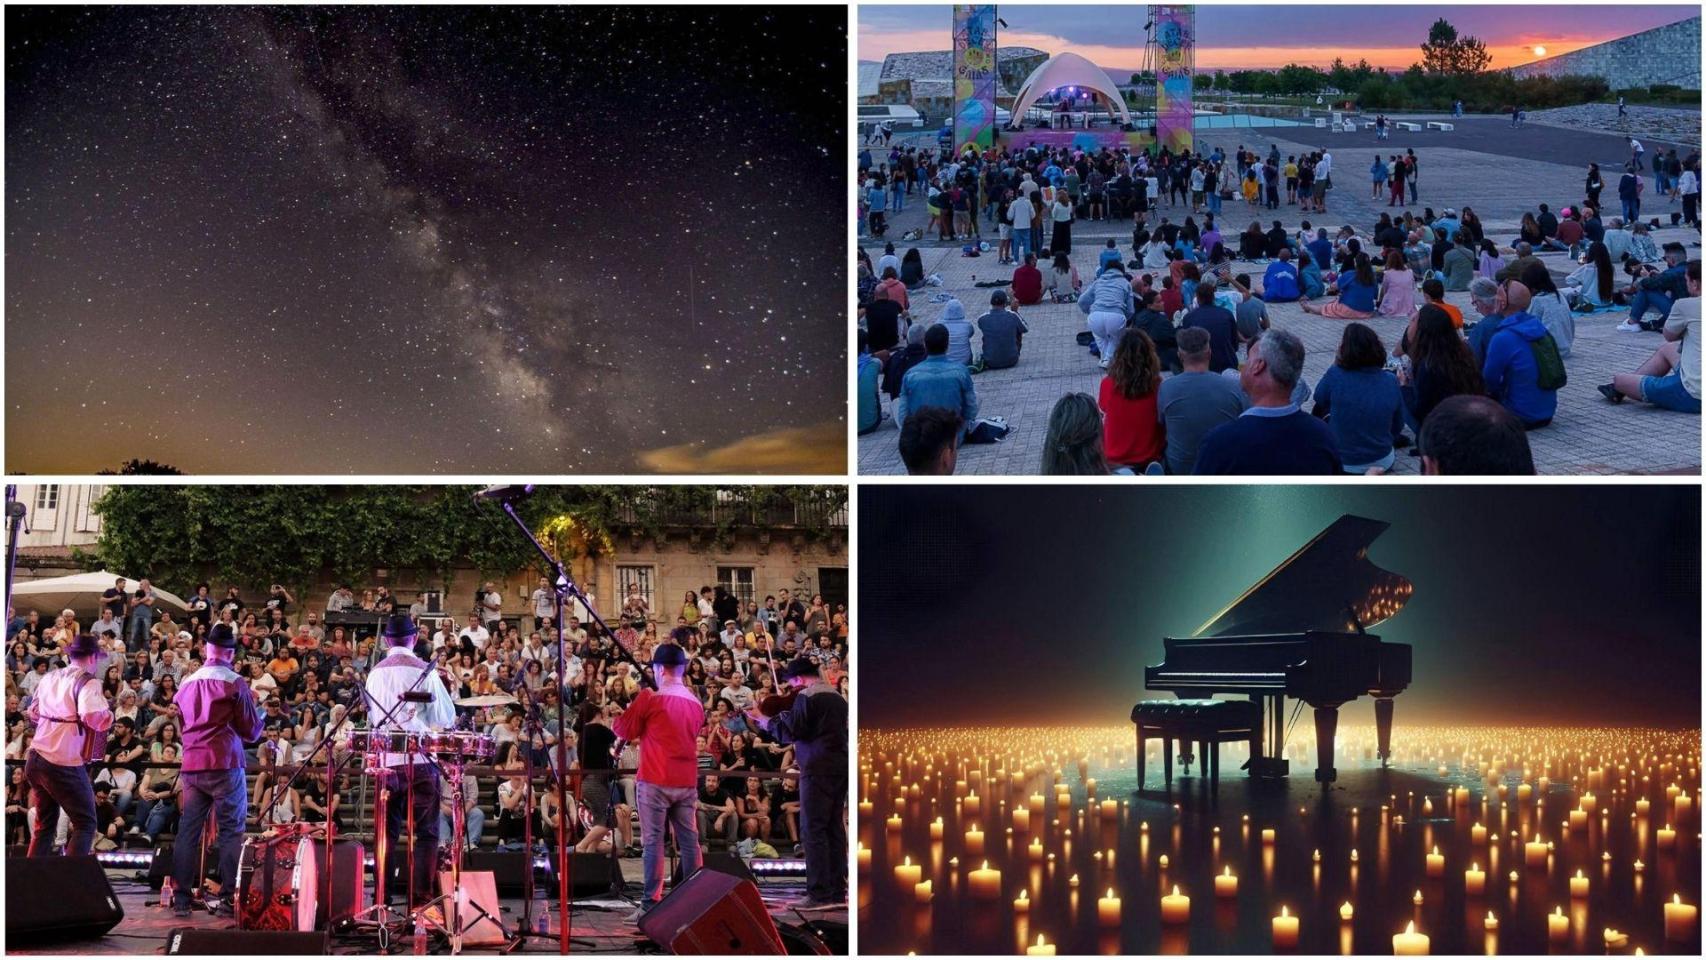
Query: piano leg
[
  {"left": 1164, "top": 738, "right": 1174, "bottom": 787},
  {"left": 1313, "top": 704, "right": 1340, "bottom": 784},
  {"left": 1137, "top": 727, "right": 1147, "bottom": 789},
  {"left": 1374, "top": 696, "right": 1395, "bottom": 766}
]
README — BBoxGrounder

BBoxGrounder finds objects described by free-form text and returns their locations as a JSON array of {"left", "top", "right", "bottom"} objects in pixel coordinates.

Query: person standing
[
  {"left": 171, "top": 623, "right": 262, "bottom": 917},
  {"left": 365, "top": 615, "right": 457, "bottom": 909},
  {"left": 746, "top": 657, "right": 847, "bottom": 909},
  {"left": 614, "top": 638, "right": 706, "bottom": 922},
  {"left": 24, "top": 633, "right": 113, "bottom": 857}
]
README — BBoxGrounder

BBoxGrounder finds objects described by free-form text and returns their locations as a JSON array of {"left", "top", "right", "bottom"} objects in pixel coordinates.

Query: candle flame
[
  {"left": 1172, "top": 884, "right": 1180, "bottom": 896},
  {"left": 1555, "top": 906, "right": 1564, "bottom": 917},
  {"left": 1223, "top": 866, "right": 1232, "bottom": 876},
  {"left": 1486, "top": 911, "right": 1495, "bottom": 921},
  {"left": 903, "top": 856, "right": 911, "bottom": 866},
  {"left": 1431, "top": 845, "right": 1439, "bottom": 855},
  {"left": 1674, "top": 893, "right": 1682, "bottom": 905},
  {"left": 1036, "top": 934, "right": 1046, "bottom": 946},
  {"left": 1576, "top": 869, "right": 1584, "bottom": 879},
  {"left": 980, "top": 859, "right": 988, "bottom": 869},
  {"left": 1281, "top": 905, "right": 1290, "bottom": 918},
  {"left": 1406, "top": 921, "right": 1416, "bottom": 934}
]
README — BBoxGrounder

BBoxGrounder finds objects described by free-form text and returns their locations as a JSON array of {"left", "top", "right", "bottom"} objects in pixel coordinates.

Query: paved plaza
[{"left": 859, "top": 120, "right": 1702, "bottom": 475}]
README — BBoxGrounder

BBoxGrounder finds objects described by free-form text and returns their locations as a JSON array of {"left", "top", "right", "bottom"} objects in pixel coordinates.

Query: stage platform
[
  {"left": 12, "top": 863, "right": 845, "bottom": 955},
  {"left": 993, "top": 127, "right": 1153, "bottom": 154}
]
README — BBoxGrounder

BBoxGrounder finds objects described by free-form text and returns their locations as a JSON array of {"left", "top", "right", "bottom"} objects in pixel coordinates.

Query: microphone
[{"left": 472, "top": 484, "right": 536, "bottom": 502}]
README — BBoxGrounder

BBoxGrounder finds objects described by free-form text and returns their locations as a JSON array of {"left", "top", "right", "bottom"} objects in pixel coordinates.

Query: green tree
[{"left": 1421, "top": 18, "right": 1492, "bottom": 75}]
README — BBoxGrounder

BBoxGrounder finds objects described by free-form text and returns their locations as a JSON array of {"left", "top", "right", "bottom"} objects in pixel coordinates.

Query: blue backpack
[{"left": 1265, "top": 264, "right": 1300, "bottom": 301}]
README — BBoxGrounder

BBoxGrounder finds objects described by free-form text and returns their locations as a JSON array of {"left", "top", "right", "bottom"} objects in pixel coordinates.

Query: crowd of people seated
[
  {"left": 6, "top": 580, "right": 848, "bottom": 860},
  {"left": 859, "top": 136, "right": 1702, "bottom": 473}
]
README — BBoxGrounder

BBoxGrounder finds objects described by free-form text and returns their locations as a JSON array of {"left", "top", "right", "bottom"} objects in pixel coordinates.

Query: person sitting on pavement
[
  {"left": 881, "top": 323, "right": 929, "bottom": 402},
  {"left": 1194, "top": 328, "right": 1342, "bottom": 475},
  {"left": 1260, "top": 247, "right": 1301, "bottom": 302},
  {"left": 976, "top": 290, "right": 1029, "bottom": 371},
  {"left": 1495, "top": 242, "right": 1542, "bottom": 283},
  {"left": 1311, "top": 322, "right": 1406, "bottom": 474},
  {"left": 1480, "top": 281, "right": 1559, "bottom": 429},
  {"left": 896, "top": 323, "right": 978, "bottom": 434},
  {"left": 1618, "top": 241, "right": 1691, "bottom": 332},
  {"left": 1600, "top": 259, "right": 1700, "bottom": 413},
  {"left": 1179, "top": 280, "right": 1240, "bottom": 372},
  {"left": 1011, "top": 253, "right": 1044, "bottom": 306}
]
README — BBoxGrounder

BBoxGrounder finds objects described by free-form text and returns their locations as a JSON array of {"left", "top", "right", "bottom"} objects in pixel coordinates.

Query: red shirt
[
  {"left": 612, "top": 683, "right": 705, "bottom": 788},
  {"left": 175, "top": 663, "right": 264, "bottom": 772},
  {"left": 1011, "top": 265, "right": 1043, "bottom": 305},
  {"left": 1159, "top": 286, "right": 1184, "bottom": 320},
  {"left": 1099, "top": 377, "right": 1165, "bottom": 467}
]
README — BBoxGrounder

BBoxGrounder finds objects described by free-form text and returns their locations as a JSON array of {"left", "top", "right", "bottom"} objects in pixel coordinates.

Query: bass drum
[{"left": 236, "top": 835, "right": 320, "bottom": 932}]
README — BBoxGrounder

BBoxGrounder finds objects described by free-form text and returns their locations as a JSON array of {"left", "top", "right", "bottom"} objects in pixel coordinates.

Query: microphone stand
[{"left": 492, "top": 497, "right": 655, "bottom": 953}]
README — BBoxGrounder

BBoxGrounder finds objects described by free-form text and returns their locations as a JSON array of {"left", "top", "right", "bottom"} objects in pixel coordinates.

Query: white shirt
[
  {"left": 481, "top": 591, "right": 503, "bottom": 624},
  {"left": 458, "top": 625, "right": 491, "bottom": 649},
  {"left": 26, "top": 665, "right": 114, "bottom": 766},
  {"left": 531, "top": 588, "right": 555, "bottom": 621},
  {"left": 363, "top": 645, "right": 457, "bottom": 767}
]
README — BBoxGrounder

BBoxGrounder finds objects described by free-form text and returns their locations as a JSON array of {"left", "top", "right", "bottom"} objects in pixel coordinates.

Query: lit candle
[
  {"left": 1635, "top": 859, "right": 1646, "bottom": 873},
  {"left": 965, "top": 824, "right": 985, "bottom": 856},
  {"left": 1483, "top": 911, "right": 1499, "bottom": 931},
  {"left": 1664, "top": 894, "right": 1698, "bottom": 941},
  {"left": 1570, "top": 869, "right": 1589, "bottom": 898},
  {"left": 1636, "top": 798, "right": 1651, "bottom": 816},
  {"left": 914, "top": 879, "right": 933, "bottom": 904},
  {"left": 1581, "top": 792, "right": 1598, "bottom": 813},
  {"left": 1524, "top": 834, "right": 1549, "bottom": 866},
  {"left": 1465, "top": 863, "right": 1486, "bottom": 895},
  {"left": 1160, "top": 885, "right": 1190, "bottom": 924},
  {"left": 967, "top": 860, "right": 1001, "bottom": 900},
  {"left": 1013, "top": 889, "right": 1030, "bottom": 912},
  {"left": 1025, "top": 934, "right": 1056, "bottom": 956},
  {"left": 1158, "top": 853, "right": 1169, "bottom": 869},
  {"left": 1028, "top": 838, "right": 1044, "bottom": 861},
  {"left": 1667, "top": 783, "right": 1681, "bottom": 802},
  {"left": 1339, "top": 902, "right": 1354, "bottom": 922},
  {"left": 1569, "top": 807, "right": 1587, "bottom": 831},
  {"left": 1098, "top": 888, "right": 1122, "bottom": 927},
  {"left": 1658, "top": 823, "right": 1677, "bottom": 848},
  {"left": 1677, "top": 792, "right": 1694, "bottom": 818},
  {"left": 1471, "top": 822, "right": 1487, "bottom": 845},
  {"left": 1099, "top": 798, "right": 1118, "bottom": 819},
  {"left": 1214, "top": 866, "right": 1238, "bottom": 898},
  {"left": 857, "top": 843, "right": 871, "bottom": 870},
  {"left": 858, "top": 799, "right": 873, "bottom": 817},
  {"left": 929, "top": 817, "right": 944, "bottom": 841},
  {"left": 1548, "top": 907, "right": 1569, "bottom": 942},
  {"left": 894, "top": 856, "right": 921, "bottom": 889},
  {"left": 1272, "top": 905, "right": 1300, "bottom": 948},
  {"left": 1012, "top": 806, "right": 1030, "bottom": 832},
  {"left": 1425, "top": 846, "right": 1444, "bottom": 878},
  {"left": 964, "top": 792, "right": 981, "bottom": 817},
  {"left": 886, "top": 813, "right": 903, "bottom": 833},
  {"left": 1517, "top": 783, "right": 1532, "bottom": 801},
  {"left": 1392, "top": 921, "right": 1430, "bottom": 955},
  {"left": 1412, "top": 889, "right": 1424, "bottom": 906},
  {"left": 1604, "top": 928, "right": 1629, "bottom": 948},
  {"left": 1069, "top": 873, "right": 1081, "bottom": 890},
  {"left": 1261, "top": 827, "right": 1276, "bottom": 845}
]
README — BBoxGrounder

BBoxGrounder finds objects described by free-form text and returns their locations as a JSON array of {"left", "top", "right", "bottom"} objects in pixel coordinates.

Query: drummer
[
  {"left": 364, "top": 614, "right": 457, "bottom": 909},
  {"left": 171, "top": 622, "right": 264, "bottom": 919}
]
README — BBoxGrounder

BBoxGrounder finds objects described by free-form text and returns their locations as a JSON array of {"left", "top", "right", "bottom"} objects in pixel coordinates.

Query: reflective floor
[{"left": 859, "top": 725, "right": 1701, "bottom": 955}]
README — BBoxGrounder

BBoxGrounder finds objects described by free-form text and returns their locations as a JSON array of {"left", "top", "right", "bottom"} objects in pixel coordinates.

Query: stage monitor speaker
[
  {"left": 319, "top": 838, "right": 368, "bottom": 926},
  {"left": 165, "top": 927, "right": 327, "bottom": 954},
  {"left": 465, "top": 848, "right": 610, "bottom": 898},
  {"left": 673, "top": 850, "right": 759, "bottom": 887},
  {"left": 148, "top": 843, "right": 174, "bottom": 891},
  {"left": 638, "top": 867, "right": 784, "bottom": 955},
  {"left": 5, "top": 855, "right": 125, "bottom": 946},
  {"left": 437, "top": 870, "right": 507, "bottom": 946}
]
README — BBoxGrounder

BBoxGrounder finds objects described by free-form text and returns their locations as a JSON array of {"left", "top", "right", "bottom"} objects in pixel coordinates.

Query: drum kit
[{"left": 234, "top": 725, "right": 496, "bottom": 953}]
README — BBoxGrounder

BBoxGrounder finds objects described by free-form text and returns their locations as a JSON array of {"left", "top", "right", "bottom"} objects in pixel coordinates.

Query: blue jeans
[
  {"left": 25, "top": 751, "right": 96, "bottom": 856},
  {"left": 1011, "top": 227, "right": 1032, "bottom": 262},
  {"left": 1629, "top": 289, "right": 1674, "bottom": 327},
  {"left": 145, "top": 794, "right": 179, "bottom": 841},
  {"left": 1642, "top": 369, "right": 1701, "bottom": 412},
  {"left": 439, "top": 805, "right": 486, "bottom": 849},
  {"left": 1622, "top": 197, "right": 1640, "bottom": 223},
  {"left": 173, "top": 768, "right": 248, "bottom": 910},
  {"left": 126, "top": 612, "right": 154, "bottom": 652},
  {"left": 636, "top": 782, "right": 701, "bottom": 905}
]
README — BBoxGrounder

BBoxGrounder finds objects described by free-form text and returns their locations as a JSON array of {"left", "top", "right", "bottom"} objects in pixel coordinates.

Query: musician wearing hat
[
  {"left": 612, "top": 635, "right": 706, "bottom": 921},
  {"left": 745, "top": 656, "right": 848, "bottom": 908},
  {"left": 171, "top": 622, "right": 264, "bottom": 918},
  {"left": 364, "top": 613, "right": 457, "bottom": 908},
  {"left": 23, "top": 632, "right": 113, "bottom": 857}
]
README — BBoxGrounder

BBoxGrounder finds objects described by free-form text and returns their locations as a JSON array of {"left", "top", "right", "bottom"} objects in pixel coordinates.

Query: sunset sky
[{"left": 858, "top": 3, "right": 1698, "bottom": 73}]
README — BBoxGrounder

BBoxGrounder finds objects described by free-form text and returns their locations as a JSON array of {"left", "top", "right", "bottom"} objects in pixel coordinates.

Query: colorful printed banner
[
  {"left": 952, "top": 5, "right": 997, "bottom": 155},
  {"left": 1153, "top": 4, "right": 1194, "bottom": 154}
]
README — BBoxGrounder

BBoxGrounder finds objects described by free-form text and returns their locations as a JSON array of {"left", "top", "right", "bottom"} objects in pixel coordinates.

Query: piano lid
[{"left": 1192, "top": 514, "right": 1413, "bottom": 638}]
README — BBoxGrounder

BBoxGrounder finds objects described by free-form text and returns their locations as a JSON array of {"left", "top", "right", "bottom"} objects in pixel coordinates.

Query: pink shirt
[
  {"left": 176, "top": 662, "right": 263, "bottom": 772},
  {"left": 27, "top": 666, "right": 113, "bottom": 766}
]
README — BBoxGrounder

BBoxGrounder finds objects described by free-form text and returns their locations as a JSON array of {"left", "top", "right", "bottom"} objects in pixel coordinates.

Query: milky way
[{"left": 5, "top": 6, "right": 847, "bottom": 474}]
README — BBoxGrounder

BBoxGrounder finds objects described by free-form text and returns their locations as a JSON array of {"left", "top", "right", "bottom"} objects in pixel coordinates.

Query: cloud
[{"left": 637, "top": 422, "right": 846, "bottom": 475}]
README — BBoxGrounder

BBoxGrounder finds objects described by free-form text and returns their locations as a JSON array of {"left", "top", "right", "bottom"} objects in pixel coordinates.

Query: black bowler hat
[
  {"left": 782, "top": 656, "right": 820, "bottom": 681},
  {"left": 64, "top": 633, "right": 103, "bottom": 658},
  {"left": 381, "top": 614, "right": 420, "bottom": 643},
  {"left": 206, "top": 623, "right": 239, "bottom": 649},
  {"left": 651, "top": 643, "right": 688, "bottom": 668}
]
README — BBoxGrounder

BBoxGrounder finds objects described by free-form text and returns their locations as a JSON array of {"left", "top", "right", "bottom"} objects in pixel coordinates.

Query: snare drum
[
  {"left": 425, "top": 730, "right": 496, "bottom": 765},
  {"left": 237, "top": 835, "right": 320, "bottom": 932},
  {"left": 338, "top": 729, "right": 419, "bottom": 755}
]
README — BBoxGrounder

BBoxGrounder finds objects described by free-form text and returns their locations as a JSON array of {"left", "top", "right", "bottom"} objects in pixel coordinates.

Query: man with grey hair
[
  {"left": 1496, "top": 242, "right": 1541, "bottom": 283},
  {"left": 1194, "top": 328, "right": 1341, "bottom": 474},
  {"left": 1601, "top": 216, "right": 1632, "bottom": 263},
  {"left": 1465, "top": 277, "right": 1504, "bottom": 363}
]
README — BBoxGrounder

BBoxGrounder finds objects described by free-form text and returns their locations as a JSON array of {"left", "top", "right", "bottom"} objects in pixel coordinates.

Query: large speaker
[
  {"left": 5, "top": 855, "right": 125, "bottom": 946},
  {"left": 165, "top": 927, "right": 327, "bottom": 954},
  {"left": 465, "top": 848, "right": 612, "bottom": 898},
  {"left": 318, "top": 838, "right": 368, "bottom": 926},
  {"left": 638, "top": 867, "right": 785, "bottom": 955}
]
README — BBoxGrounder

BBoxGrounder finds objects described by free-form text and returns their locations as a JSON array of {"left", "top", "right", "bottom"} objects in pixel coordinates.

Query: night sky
[
  {"left": 861, "top": 485, "right": 1701, "bottom": 728},
  {"left": 6, "top": 6, "right": 846, "bottom": 474}
]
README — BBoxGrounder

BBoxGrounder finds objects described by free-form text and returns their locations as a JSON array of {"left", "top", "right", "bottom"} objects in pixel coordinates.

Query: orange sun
[{"left": 1532, "top": 45, "right": 1547, "bottom": 57}]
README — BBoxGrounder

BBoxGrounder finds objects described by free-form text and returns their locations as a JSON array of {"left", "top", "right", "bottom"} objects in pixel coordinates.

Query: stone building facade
[{"left": 1508, "top": 16, "right": 1701, "bottom": 90}]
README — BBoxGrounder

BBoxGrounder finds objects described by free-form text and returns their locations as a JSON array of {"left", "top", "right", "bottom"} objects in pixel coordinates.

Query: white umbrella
[{"left": 10, "top": 571, "right": 190, "bottom": 620}]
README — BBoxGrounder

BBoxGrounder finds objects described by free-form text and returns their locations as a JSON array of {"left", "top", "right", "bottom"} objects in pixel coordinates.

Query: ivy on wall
[{"left": 81, "top": 485, "right": 846, "bottom": 599}]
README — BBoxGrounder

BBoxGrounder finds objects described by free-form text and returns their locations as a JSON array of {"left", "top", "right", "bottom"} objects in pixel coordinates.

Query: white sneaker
[{"left": 1615, "top": 320, "right": 1642, "bottom": 332}]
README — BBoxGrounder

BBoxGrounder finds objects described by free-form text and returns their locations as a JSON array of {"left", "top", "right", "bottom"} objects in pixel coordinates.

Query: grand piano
[{"left": 1143, "top": 515, "right": 1413, "bottom": 784}]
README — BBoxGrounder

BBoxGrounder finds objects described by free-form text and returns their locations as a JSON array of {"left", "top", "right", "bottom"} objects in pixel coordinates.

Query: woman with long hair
[
  {"left": 1098, "top": 330, "right": 1167, "bottom": 472},
  {"left": 1476, "top": 239, "right": 1505, "bottom": 280},
  {"left": 1563, "top": 240, "right": 1614, "bottom": 308},
  {"left": 1302, "top": 252, "right": 1377, "bottom": 319},
  {"left": 1040, "top": 392, "right": 1111, "bottom": 475},
  {"left": 1401, "top": 305, "right": 1486, "bottom": 431},
  {"left": 1519, "top": 260, "right": 1574, "bottom": 358},
  {"left": 1517, "top": 211, "right": 1544, "bottom": 247},
  {"left": 1311, "top": 322, "right": 1404, "bottom": 473},
  {"left": 1376, "top": 249, "right": 1418, "bottom": 317}
]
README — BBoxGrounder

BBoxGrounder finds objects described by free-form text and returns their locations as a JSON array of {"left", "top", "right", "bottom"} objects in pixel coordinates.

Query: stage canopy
[
  {"left": 1009, "top": 52, "right": 1132, "bottom": 128},
  {"left": 11, "top": 571, "right": 190, "bottom": 620}
]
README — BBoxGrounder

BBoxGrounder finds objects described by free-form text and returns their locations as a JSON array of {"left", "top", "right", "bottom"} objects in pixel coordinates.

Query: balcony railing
[{"left": 614, "top": 490, "right": 846, "bottom": 529}]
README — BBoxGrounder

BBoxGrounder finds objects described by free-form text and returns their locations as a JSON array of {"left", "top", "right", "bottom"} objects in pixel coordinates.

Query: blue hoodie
[
  {"left": 937, "top": 299, "right": 975, "bottom": 366},
  {"left": 1481, "top": 311, "right": 1558, "bottom": 425}
]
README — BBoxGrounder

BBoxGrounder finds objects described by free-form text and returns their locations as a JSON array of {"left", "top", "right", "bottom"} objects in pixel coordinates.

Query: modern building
[
  {"left": 1508, "top": 15, "right": 1700, "bottom": 90},
  {"left": 870, "top": 46, "right": 1050, "bottom": 122}
]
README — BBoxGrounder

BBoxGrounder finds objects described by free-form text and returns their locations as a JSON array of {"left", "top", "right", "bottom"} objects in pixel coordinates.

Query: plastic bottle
[
  {"left": 535, "top": 909, "right": 549, "bottom": 935},
  {"left": 412, "top": 915, "right": 427, "bottom": 955},
  {"left": 160, "top": 876, "right": 174, "bottom": 909}
]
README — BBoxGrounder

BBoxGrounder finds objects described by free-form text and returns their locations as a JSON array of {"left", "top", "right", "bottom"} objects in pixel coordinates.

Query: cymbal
[{"left": 455, "top": 694, "right": 518, "bottom": 707}]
